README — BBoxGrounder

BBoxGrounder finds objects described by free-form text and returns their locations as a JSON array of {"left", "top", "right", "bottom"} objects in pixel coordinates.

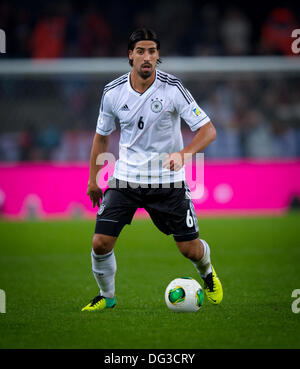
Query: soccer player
[{"left": 82, "top": 28, "right": 223, "bottom": 311}]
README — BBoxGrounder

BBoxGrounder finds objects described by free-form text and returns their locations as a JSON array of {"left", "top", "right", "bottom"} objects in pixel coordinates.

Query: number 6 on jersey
[{"left": 138, "top": 116, "right": 144, "bottom": 129}]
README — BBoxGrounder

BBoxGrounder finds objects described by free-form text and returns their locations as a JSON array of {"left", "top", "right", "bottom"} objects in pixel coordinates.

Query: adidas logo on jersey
[{"left": 121, "top": 104, "right": 130, "bottom": 111}]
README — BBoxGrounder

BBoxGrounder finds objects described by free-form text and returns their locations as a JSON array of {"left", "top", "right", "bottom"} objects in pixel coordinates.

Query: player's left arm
[{"left": 163, "top": 121, "right": 216, "bottom": 171}]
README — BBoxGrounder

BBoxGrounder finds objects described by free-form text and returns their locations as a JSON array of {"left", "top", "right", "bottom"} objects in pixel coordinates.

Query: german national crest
[{"left": 151, "top": 98, "right": 163, "bottom": 113}]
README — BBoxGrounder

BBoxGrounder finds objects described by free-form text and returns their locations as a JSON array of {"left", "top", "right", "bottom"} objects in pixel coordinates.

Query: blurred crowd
[
  {"left": 1, "top": 0, "right": 299, "bottom": 58},
  {"left": 0, "top": 75, "right": 299, "bottom": 161},
  {"left": 0, "top": 1, "right": 300, "bottom": 161}
]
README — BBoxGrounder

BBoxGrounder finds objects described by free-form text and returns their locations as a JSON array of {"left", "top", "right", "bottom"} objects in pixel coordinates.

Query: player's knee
[{"left": 92, "top": 234, "right": 116, "bottom": 255}]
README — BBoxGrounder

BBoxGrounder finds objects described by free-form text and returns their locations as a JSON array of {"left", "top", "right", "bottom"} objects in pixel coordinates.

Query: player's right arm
[
  {"left": 87, "top": 133, "right": 110, "bottom": 207},
  {"left": 88, "top": 90, "right": 116, "bottom": 208}
]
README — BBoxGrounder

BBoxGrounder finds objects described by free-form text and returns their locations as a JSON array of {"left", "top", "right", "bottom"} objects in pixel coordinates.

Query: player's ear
[
  {"left": 128, "top": 49, "right": 133, "bottom": 63},
  {"left": 154, "top": 48, "right": 160, "bottom": 66}
]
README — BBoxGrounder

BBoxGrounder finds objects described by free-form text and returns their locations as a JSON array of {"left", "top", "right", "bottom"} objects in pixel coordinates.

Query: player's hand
[
  {"left": 87, "top": 182, "right": 103, "bottom": 208},
  {"left": 162, "top": 152, "right": 184, "bottom": 171}
]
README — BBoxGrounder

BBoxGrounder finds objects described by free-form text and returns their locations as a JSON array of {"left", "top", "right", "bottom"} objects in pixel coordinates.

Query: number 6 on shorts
[{"left": 186, "top": 209, "right": 194, "bottom": 228}]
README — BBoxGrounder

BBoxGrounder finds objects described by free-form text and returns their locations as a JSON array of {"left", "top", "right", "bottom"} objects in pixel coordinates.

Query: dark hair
[{"left": 128, "top": 28, "right": 161, "bottom": 66}]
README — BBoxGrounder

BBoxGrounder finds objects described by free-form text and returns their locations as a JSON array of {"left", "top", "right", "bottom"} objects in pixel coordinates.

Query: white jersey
[{"left": 96, "top": 69, "right": 210, "bottom": 184}]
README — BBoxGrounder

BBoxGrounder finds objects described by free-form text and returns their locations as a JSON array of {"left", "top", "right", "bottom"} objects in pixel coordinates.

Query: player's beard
[{"left": 138, "top": 63, "right": 153, "bottom": 79}]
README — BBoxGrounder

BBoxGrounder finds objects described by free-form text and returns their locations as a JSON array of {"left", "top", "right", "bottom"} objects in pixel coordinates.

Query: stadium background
[{"left": 0, "top": 0, "right": 300, "bottom": 350}]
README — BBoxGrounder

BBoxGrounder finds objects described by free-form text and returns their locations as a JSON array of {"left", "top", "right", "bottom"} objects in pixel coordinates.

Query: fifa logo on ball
[
  {"left": 165, "top": 277, "right": 204, "bottom": 312},
  {"left": 0, "top": 29, "right": 6, "bottom": 54}
]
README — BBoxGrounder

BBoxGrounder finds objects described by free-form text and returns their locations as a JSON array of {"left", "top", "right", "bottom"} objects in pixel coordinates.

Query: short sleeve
[
  {"left": 174, "top": 86, "right": 210, "bottom": 131},
  {"left": 96, "top": 91, "right": 116, "bottom": 135}
]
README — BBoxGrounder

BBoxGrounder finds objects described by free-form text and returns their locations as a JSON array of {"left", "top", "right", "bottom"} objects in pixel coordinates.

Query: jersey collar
[{"left": 128, "top": 70, "right": 157, "bottom": 96}]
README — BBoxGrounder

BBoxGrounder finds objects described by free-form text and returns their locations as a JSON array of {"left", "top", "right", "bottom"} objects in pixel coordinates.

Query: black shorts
[{"left": 94, "top": 178, "right": 199, "bottom": 242}]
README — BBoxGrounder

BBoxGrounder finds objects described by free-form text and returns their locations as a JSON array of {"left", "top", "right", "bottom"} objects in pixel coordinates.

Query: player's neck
[{"left": 130, "top": 69, "right": 156, "bottom": 94}]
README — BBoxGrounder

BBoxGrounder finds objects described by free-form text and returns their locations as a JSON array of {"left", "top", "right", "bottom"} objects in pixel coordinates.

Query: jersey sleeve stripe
[
  {"left": 104, "top": 73, "right": 128, "bottom": 89},
  {"left": 185, "top": 89, "right": 194, "bottom": 103},
  {"left": 97, "top": 127, "right": 113, "bottom": 133},
  {"left": 157, "top": 71, "right": 189, "bottom": 88},
  {"left": 157, "top": 71, "right": 183, "bottom": 84},
  {"left": 189, "top": 115, "right": 209, "bottom": 128},
  {"left": 100, "top": 79, "right": 127, "bottom": 111},
  {"left": 104, "top": 75, "right": 128, "bottom": 92},
  {"left": 99, "top": 93, "right": 105, "bottom": 113},
  {"left": 157, "top": 76, "right": 192, "bottom": 104},
  {"left": 157, "top": 75, "right": 190, "bottom": 98},
  {"left": 103, "top": 79, "right": 127, "bottom": 94},
  {"left": 157, "top": 72, "right": 193, "bottom": 104}
]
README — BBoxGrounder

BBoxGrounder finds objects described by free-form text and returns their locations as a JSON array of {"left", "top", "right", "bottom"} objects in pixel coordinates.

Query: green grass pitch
[{"left": 0, "top": 213, "right": 300, "bottom": 349}]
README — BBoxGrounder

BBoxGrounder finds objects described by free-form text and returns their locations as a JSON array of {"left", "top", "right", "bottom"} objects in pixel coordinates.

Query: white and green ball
[{"left": 165, "top": 277, "right": 203, "bottom": 312}]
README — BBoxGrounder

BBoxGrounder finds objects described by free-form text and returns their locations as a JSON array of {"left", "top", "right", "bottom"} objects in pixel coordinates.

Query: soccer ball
[{"left": 165, "top": 277, "right": 204, "bottom": 312}]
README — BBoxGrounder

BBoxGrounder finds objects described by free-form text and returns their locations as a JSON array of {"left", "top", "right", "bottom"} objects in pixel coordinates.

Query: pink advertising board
[{"left": 0, "top": 160, "right": 299, "bottom": 219}]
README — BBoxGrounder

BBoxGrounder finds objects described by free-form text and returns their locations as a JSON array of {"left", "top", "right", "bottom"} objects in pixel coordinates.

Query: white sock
[
  {"left": 192, "top": 239, "right": 212, "bottom": 278},
  {"left": 91, "top": 249, "right": 116, "bottom": 299}
]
